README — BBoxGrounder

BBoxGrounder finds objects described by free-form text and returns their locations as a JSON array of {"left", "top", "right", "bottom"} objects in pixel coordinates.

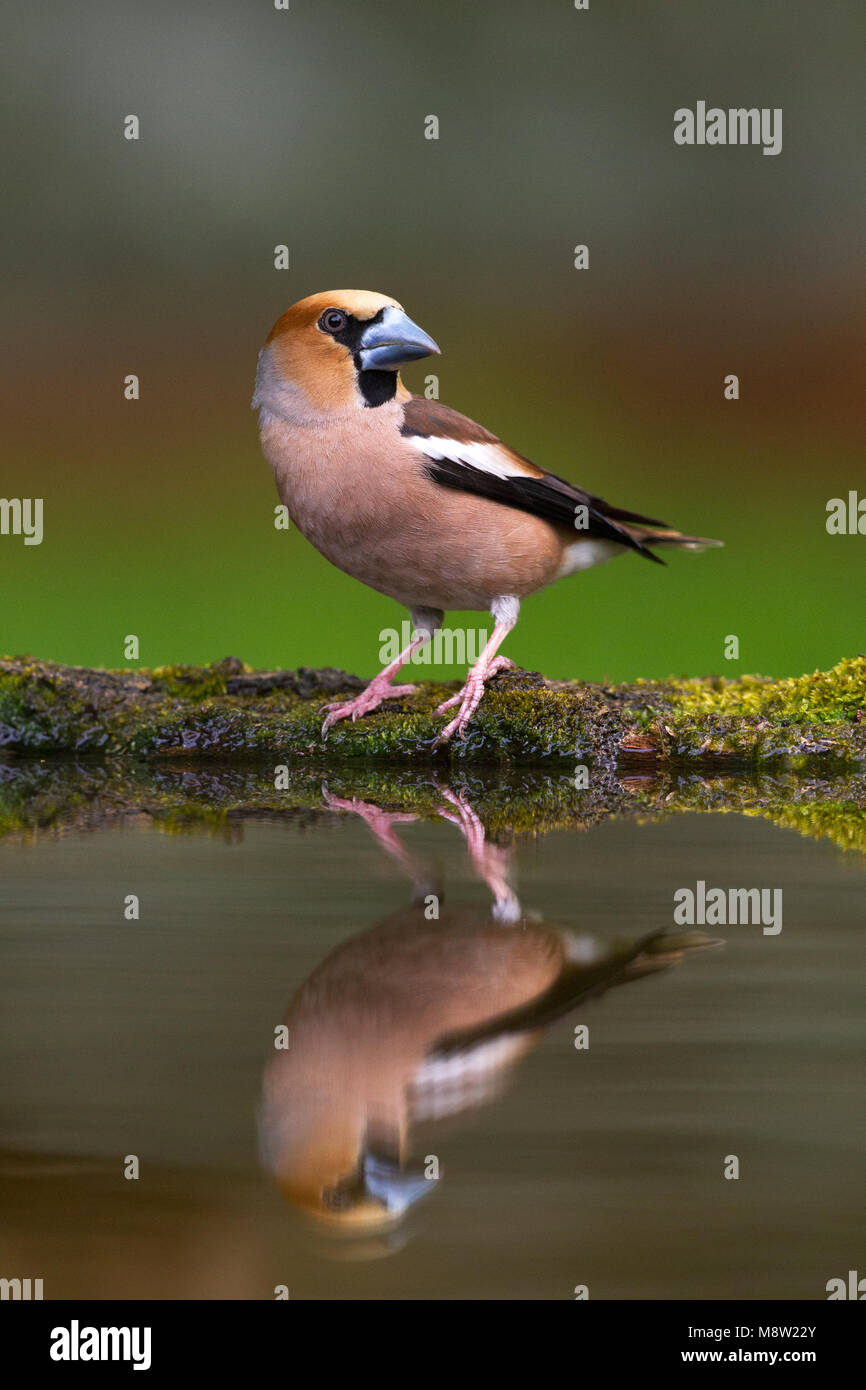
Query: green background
[{"left": 2, "top": 0, "right": 863, "bottom": 682}]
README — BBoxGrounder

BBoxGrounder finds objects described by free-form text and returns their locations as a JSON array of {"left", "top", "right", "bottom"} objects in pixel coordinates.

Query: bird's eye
[
  {"left": 319, "top": 309, "right": 347, "bottom": 334},
  {"left": 322, "top": 1185, "right": 354, "bottom": 1211}
]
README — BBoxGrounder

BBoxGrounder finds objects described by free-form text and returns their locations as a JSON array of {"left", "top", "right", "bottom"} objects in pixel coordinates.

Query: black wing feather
[
  {"left": 421, "top": 455, "right": 664, "bottom": 564},
  {"left": 402, "top": 395, "right": 665, "bottom": 564}
]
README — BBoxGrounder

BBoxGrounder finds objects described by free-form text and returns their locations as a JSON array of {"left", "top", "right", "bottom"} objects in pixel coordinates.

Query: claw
[
  {"left": 433, "top": 690, "right": 462, "bottom": 716},
  {"left": 321, "top": 682, "right": 418, "bottom": 738},
  {"left": 431, "top": 656, "right": 516, "bottom": 747}
]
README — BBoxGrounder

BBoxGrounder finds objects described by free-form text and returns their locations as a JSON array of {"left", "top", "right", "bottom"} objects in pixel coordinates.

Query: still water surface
[{"left": 1, "top": 777, "right": 862, "bottom": 1299}]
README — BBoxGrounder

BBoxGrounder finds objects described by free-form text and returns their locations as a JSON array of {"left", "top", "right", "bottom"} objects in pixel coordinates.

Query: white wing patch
[
  {"left": 409, "top": 1035, "right": 531, "bottom": 1122},
  {"left": 407, "top": 435, "right": 535, "bottom": 480}
]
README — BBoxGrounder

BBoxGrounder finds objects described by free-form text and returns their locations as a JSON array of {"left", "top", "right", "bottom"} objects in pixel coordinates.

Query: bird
[
  {"left": 252, "top": 290, "right": 722, "bottom": 745},
  {"left": 259, "top": 788, "right": 721, "bottom": 1232}
]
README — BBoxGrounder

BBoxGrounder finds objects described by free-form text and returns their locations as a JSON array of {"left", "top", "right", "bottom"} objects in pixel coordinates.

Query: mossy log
[
  {"left": 1, "top": 655, "right": 864, "bottom": 767},
  {"left": 1, "top": 759, "right": 864, "bottom": 856}
]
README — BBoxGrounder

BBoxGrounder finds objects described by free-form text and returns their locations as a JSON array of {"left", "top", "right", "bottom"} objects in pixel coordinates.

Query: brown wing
[{"left": 401, "top": 396, "right": 666, "bottom": 563}]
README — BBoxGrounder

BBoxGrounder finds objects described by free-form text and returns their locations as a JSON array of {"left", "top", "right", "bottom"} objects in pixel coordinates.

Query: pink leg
[
  {"left": 432, "top": 618, "right": 516, "bottom": 747},
  {"left": 321, "top": 633, "right": 426, "bottom": 737},
  {"left": 434, "top": 656, "right": 515, "bottom": 715},
  {"left": 322, "top": 789, "right": 419, "bottom": 874},
  {"left": 436, "top": 788, "right": 519, "bottom": 920}
]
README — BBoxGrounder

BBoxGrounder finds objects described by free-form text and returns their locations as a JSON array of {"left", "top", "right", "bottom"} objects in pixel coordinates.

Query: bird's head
[
  {"left": 284, "top": 1151, "right": 435, "bottom": 1234},
  {"left": 260, "top": 1078, "right": 436, "bottom": 1234},
  {"left": 252, "top": 289, "right": 440, "bottom": 422},
  {"left": 268, "top": 1125, "right": 435, "bottom": 1233}
]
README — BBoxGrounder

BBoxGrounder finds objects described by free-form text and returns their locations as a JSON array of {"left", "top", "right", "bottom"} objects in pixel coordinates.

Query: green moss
[
  {"left": 0, "top": 759, "right": 863, "bottom": 857},
  {"left": 657, "top": 658, "right": 866, "bottom": 723},
  {"left": 740, "top": 799, "right": 866, "bottom": 854},
  {"left": 1, "top": 654, "right": 864, "bottom": 766},
  {"left": 625, "top": 657, "right": 866, "bottom": 765},
  {"left": 150, "top": 665, "right": 230, "bottom": 700}
]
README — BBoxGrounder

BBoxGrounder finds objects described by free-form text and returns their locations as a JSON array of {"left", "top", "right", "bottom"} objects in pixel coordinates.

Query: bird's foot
[
  {"left": 434, "top": 657, "right": 515, "bottom": 718},
  {"left": 321, "top": 787, "right": 418, "bottom": 849},
  {"left": 321, "top": 677, "right": 418, "bottom": 737},
  {"left": 432, "top": 656, "right": 515, "bottom": 747},
  {"left": 435, "top": 787, "right": 486, "bottom": 850},
  {"left": 321, "top": 788, "right": 416, "bottom": 824}
]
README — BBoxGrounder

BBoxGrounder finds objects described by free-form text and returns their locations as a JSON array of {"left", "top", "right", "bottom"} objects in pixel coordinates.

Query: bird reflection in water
[{"left": 259, "top": 787, "right": 719, "bottom": 1242}]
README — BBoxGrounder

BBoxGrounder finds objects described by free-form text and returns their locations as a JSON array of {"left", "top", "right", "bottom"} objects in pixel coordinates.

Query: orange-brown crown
[{"left": 263, "top": 290, "right": 404, "bottom": 413}]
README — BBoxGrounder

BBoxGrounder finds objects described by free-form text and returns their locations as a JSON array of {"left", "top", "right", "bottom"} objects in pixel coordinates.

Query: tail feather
[{"left": 624, "top": 525, "right": 724, "bottom": 553}]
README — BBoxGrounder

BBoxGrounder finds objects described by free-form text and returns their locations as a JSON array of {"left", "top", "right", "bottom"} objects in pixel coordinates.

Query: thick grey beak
[
  {"left": 363, "top": 1153, "right": 436, "bottom": 1216},
  {"left": 357, "top": 306, "right": 440, "bottom": 371}
]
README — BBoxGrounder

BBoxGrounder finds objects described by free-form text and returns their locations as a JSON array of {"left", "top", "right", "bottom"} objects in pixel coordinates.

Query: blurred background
[{"left": 2, "top": 0, "right": 863, "bottom": 682}]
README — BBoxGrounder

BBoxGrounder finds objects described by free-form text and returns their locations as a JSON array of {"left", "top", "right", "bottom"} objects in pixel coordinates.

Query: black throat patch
[
  {"left": 331, "top": 309, "right": 398, "bottom": 408},
  {"left": 355, "top": 369, "right": 398, "bottom": 407}
]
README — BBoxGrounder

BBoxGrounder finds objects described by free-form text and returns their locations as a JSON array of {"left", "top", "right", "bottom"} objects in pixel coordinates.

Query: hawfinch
[
  {"left": 259, "top": 791, "right": 719, "bottom": 1231},
  {"left": 252, "top": 290, "right": 721, "bottom": 744}
]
